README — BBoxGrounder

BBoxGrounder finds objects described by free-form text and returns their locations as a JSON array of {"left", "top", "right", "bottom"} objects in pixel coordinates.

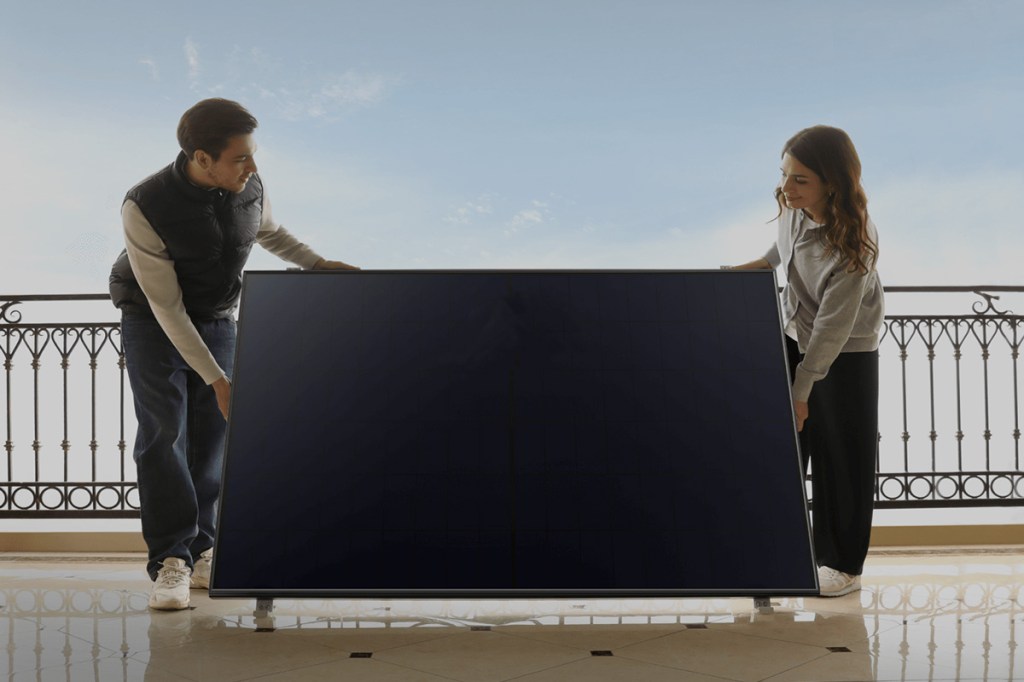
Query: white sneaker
[
  {"left": 817, "top": 566, "right": 861, "bottom": 597},
  {"left": 149, "top": 557, "right": 191, "bottom": 610},
  {"left": 191, "top": 548, "right": 213, "bottom": 589}
]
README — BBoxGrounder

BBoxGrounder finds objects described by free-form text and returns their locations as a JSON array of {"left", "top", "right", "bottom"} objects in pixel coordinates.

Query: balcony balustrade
[{"left": 1, "top": 287, "right": 1022, "bottom": 517}]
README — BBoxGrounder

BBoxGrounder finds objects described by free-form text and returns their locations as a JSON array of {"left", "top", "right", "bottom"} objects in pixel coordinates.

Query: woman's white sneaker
[
  {"left": 817, "top": 566, "right": 861, "bottom": 597},
  {"left": 149, "top": 557, "right": 191, "bottom": 610}
]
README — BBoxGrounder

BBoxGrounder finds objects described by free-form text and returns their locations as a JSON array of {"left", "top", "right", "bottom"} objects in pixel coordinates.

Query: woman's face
[{"left": 779, "top": 153, "right": 829, "bottom": 221}]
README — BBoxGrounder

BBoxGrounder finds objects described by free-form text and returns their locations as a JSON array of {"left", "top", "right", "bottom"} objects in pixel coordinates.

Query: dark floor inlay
[
  {"left": 350, "top": 652, "right": 373, "bottom": 658},
  {"left": 826, "top": 646, "right": 852, "bottom": 653},
  {"left": 685, "top": 624, "right": 708, "bottom": 629},
  {"left": 471, "top": 626, "right": 492, "bottom": 631},
  {"left": 591, "top": 650, "right": 614, "bottom": 657}
]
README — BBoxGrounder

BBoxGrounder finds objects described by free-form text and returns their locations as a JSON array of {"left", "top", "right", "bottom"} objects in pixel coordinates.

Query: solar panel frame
[{"left": 210, "top": 269, "right": 818, "bottom": 599}]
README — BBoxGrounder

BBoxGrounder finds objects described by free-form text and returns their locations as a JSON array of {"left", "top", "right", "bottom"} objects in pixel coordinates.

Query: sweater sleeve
[
  {"left": 763, "top": 242, "right": 781, "bottom": 268},
  {"left": 791, "top": 264, "right": 873, "bottom": 401},
  {"left": 255, "top": 194, "right": 324, "bottom": 268},
  {"left": 121, "top": 200, "right": 227, "bottom": 385}
]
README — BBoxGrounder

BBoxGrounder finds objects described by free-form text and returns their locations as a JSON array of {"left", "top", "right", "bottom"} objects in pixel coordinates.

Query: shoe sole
[
  {"left": 149, "top": 598, "right": 190, "bottom": 610},
  {"left": 818, "top": 583, "right": 861, "bottom": 598}
]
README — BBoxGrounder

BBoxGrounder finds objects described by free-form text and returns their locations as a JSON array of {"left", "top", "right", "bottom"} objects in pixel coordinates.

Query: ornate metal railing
[
  {"left": 1, "top": 287, "right": 1022, "bottom": 517},
  {"left": 1, "top": 295, "right": 133, "bottom": 517},
  {"left": 874, "top": 286, "right": 1022, "bottom": 507}
]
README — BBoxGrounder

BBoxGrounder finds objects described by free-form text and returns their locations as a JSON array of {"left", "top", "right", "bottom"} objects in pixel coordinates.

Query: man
[{"left": 109, "top": 98, "right": 357, "bottom": 610}]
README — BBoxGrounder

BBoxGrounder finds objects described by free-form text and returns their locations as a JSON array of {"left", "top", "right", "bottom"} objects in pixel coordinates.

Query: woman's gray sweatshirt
[{"left": 764, "top": 207, "right": 884, "bottom": 402}]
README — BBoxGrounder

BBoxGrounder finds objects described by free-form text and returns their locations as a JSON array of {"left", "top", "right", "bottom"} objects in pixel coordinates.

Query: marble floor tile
[
  {"left": 373, "top": 629, "right": 588, "bottom": 682},
  {"left": 760, "top": 648, "right": 958, "bottom": 682},
  {"left": 130, "top": 630, "right": 352, "bottom": 682},
  {"left": 495, "top": 622, "right": 688, "bottom": 651},
  {"left": 7, "top": 656, "right": 193, "bottom": 682},
  {"left": 248, "top": 657, "right": 462, "bottom": 681},
  {"left": 253, "top": 624, "right": 463, "bottom": 654},
  {"left": 511, "top": 655, "right": 737, "bottom": 681},
  {"left": 615, "top": 626, "right": 828, "bottom": 682},
  {"left": 111, "top": 611, "right": 253, "bottom": 655},
  {"left": 2, "top": 616, "right": 113, "bottom": 676},
  {"left": 849, "top": 612, "right": 1024, "bottom": 681},
  {"left": 707, "top": 610, "right": 905, "bottom": 649}
]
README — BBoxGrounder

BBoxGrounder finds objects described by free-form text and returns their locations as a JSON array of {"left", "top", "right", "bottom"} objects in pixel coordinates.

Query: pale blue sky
[{"left": 2, "top": 0, "right": 1022, "bottom": 294}]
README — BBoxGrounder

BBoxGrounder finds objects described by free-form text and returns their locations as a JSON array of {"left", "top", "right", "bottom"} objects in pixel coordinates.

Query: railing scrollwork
[
  {"left": 973, "top": 291, "right": 1011, "bottom": 316},
  {"left": 0, "top": 299, "right": 22, "bottom": 324}
]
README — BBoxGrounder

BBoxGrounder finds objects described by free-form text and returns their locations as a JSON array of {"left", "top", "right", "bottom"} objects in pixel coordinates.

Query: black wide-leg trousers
[{"left": 786, "top": 336, "right": 879, "bottom": 576}]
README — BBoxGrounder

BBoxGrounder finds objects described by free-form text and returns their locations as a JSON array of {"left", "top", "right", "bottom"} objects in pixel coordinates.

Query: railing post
[
  {"left": 951, "top": 320, "right": 966, "bottom": 497},
  {"left": 3, "top": 327, "right": 16, "bottom": 488},
  {"left": 925, "top": 321, "right": 939, "bottom": 473},
  {"left": 116, "top": 328, "right": 128, "bottom": 486}
]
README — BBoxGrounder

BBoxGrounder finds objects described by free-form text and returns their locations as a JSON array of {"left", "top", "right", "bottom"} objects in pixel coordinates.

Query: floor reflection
[{"left": 2, "top": 550, "right": 1023, "bottom": 681}]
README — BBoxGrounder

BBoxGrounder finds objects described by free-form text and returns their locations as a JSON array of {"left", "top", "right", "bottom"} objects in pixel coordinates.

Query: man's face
[{"left": 198, "top": 134, "right": 258, "bottom": 193}]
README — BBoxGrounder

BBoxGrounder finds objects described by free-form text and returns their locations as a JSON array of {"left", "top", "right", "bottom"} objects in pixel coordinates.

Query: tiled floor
[{"left": 2, "top": 548, "right": 1023, "bottom": 681}]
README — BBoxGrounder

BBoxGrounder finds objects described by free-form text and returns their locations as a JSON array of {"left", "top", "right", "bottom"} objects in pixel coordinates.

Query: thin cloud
[
  {"left": 139, "top": 57, "right": 159, "bottom": 81},
  {"left": 444, "top": 170, "right": 1024, "bottom": 283},
  {"left": 504, "top": 206, "right": 546, "bottom": 236},
  {"left": 184, "top": 38, "right": 201, "bottom": 83},
  {"left": 172, "top": 42, "right": 393, "bottom": 120},
  {"left": 444, "top": 195, "right": 495, "bottom": 225},
  {"left": 321, "top": 70, "right": 388, "bottom": 107},
  {"left": 273, "top": 70, "right": 394, "bottom": 121},
  {"left": 440, "top": 194, "right": 552, "bottom": 237}
]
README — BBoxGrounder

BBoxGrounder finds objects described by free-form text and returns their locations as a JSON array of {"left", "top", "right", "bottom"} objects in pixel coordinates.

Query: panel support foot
[{"left": 254, "top": 598, "right": 275, "bottom": 631}]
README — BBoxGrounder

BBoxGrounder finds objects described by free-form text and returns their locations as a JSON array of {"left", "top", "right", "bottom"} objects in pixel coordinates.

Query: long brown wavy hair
[{"left": 774, "top": 125, "right": 878, "bottom": 275}]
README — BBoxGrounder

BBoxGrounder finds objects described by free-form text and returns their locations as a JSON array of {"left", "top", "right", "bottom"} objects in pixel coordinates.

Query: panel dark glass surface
[{"left": 212, "top": 270, "right": 816, "bottom": 598}]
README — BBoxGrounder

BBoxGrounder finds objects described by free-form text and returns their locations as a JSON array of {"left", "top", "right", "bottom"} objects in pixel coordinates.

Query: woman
[{"left": 731, "top": 125, "right": 884, "bottom": 597}]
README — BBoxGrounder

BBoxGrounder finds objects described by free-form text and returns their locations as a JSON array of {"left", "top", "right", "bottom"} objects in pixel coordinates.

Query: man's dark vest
[{"left": 109, "top": 151, "right": 263, "bottom": 319}]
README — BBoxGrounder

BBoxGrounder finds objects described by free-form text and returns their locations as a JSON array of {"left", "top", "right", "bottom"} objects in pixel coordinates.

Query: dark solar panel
[{"left": 211, "top": 270, "right": 817, "bottom": 598}]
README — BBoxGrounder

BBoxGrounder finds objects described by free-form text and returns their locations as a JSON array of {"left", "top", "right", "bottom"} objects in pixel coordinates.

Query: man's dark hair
[{"left": 177, "top": 98, "right": 258, "bottom": 160}]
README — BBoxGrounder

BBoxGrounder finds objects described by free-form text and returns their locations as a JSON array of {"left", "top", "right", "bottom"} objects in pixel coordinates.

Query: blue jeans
[{"left": 121, "top": 310, "right": 236, "bottom": 580}]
